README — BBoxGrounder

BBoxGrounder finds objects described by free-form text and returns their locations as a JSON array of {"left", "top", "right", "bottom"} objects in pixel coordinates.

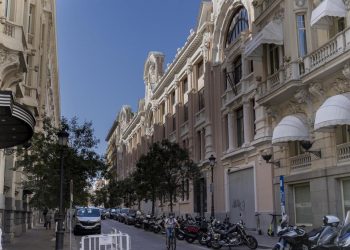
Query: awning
[
  {"left": 311, "top": 0, "right": 347, "bottom": 28},
  {"left": 272, "top": 114, "right": 310, "bottom": 145},
  {"left": 244, "top": 20, "right": 283, "bottom": 58},
  {"left": 0, "top": 91, "right": 35, "bottom": 149},
  {"left": 314, "top": 93, "right": 350, "bottom": 131}
]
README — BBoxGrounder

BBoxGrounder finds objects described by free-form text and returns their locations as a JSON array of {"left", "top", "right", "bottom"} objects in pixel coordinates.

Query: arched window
[{"left": 226, "top": 7, "right": 249, "bottom": 47}]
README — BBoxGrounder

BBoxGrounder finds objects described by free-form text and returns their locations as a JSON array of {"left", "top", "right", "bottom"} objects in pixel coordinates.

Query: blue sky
[{"left": 56, "top": 0, "right": 203, "bottom": 155}]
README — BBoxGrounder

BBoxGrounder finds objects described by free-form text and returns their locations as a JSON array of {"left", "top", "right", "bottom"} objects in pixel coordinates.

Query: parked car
[
  {"left": 73, "top": 207, "right": 101, "bottom": 235},
  {"left": 118, "top": 208, "right": 130, "bottom": 223},
  {"left": 110, "top": 208, "right": 120, "bottom": 220},
  {"left": 100, "top": 208, "right": 109, "bottom": 220},
  {"left": 124, "top": 209, "right": 137, "bottom": 225}
]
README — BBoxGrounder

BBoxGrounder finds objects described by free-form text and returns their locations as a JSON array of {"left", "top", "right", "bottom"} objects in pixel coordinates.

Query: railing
[
  {"left": 221, "top": 82, "right": 242, "bottom": 107},
  {"left": 194, "top": 108, "right": 206, "bottom": 127},
  {"left": 3, "top": 21, "right": 15, "bottom": 37},
  {"left": 169, "top": 131, "right": 176, "bottom": 142},
  {"left": 80, "top": 229, "right": 131, "bottom": 250},
  {"left": 290, "top": 153, "right": 311, "bottom": 171},
  {"left": 303, "top": 27, "right": 350, "bottom": 74},
  {"left": 1, "top": 19, "right": 26, "bottom": 51},
  {"left": 180, "top": 121, "right": 189, "bottom": 136},
  {"left": 337, "top": 142, "right": 350, "bottom": 162},
  {"left": 267, "top": 70, "right": 281, "bottom": 89}
]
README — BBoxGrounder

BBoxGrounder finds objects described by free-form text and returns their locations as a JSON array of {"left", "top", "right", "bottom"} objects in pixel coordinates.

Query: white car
[{"left": 73, "top": 207, "right": 101, "bottom": 235}]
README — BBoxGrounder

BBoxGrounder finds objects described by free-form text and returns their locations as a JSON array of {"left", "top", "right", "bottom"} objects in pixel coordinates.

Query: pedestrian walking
[
  {"left": 43, "top": 207, "right": 48, "bottom": 228},
  {"left": 45, "top": 209, "right": 53, "bottom": 230}
]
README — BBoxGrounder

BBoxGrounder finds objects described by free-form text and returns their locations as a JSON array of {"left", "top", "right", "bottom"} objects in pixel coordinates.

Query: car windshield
[
  {"left": 77, "top": 208, "right": 100, "bottom": 217},
  {"left": 121, "top": 208, "right": 129, "bottom": 213}
]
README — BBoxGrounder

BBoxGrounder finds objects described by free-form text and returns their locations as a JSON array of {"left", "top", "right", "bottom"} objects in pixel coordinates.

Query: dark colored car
[
  {"left": 110, "top": 208, "right": 120, "bottom": 220},
  {"left": 118, "top": 208, "right": 129, "bottom": 223},
  {"left": 124, "top": 209, "right": 137, "bottom": 225}
]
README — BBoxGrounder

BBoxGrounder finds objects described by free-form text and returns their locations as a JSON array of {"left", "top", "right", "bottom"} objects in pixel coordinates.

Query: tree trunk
[
  {"left": 169, "top": 192, "right": 173, "bottom": 212},
  {"left": 151, "top": 191, "right": 155, "bottom": 215}
]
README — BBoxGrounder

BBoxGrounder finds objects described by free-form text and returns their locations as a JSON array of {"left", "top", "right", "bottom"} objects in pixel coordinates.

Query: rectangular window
[
  {"left": 289, "top": 141, "right": 303, "bottom": 157},
  {"left": 294, "top": 184, "right": 312, "bottom": 225},
  {"left": 197, "top": 60, "right": 204, "bottom": 78},
  {"left": 224, "top": 114, "right": 229, "bottom": 150},
  {"left": 28, "top": 4, "right": 35, "bottom": 34},
  {"left": 342, "top": 179, "right": 350, "bottom": 217},
  {"left": 172, "top": 115, "right": 176, "bottom": 131},
  {"left": 183, "top": 103, "right": 188, "bottom": 122},
  {"left": 197, "top": 131, "right": 202, "bottom": 162},
  {"left": 5, "top": 0, "right": 15, "bottom": 21},
  {"left": 171, "top": 91, "right": 175, "bottom": 106},
  {"left": 269, "top": 45, "right": 280, "bottom": 74},
  {"left": 251, "top": 99, "right": 256, "bottom": 136},
  {"left": 183, "top": 78, "right": 188, "bottom": 93},
  {"left": 233, "top": 56, "right": 242, "bottom": 84},
  {"left": 296, "top": 14, "right": 308, "bottom": 57},
  {"left": 198, "top": 88, "right": 205, "bottom": 111},
  {"left": 236, "top": 107, "right": 244, "bottom": 147},
  {"left": 223, "top": 69, "right": 228, "bottom": 91},
  {"left": 335, "top": 125, "right": 350, "bottom": 145}
]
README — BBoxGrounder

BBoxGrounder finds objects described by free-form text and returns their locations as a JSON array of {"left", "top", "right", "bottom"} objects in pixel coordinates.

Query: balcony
[
  {"left": 257, "top": 61, "right": 301, "bottom": 103},
  {"left": 337, "top": 142, "right": 350, "bottom": 163},
  {"left": 0, "top": 19, "right": 26, "bottom": 51},
  {"left": 180, "top": 121, "right": 189, "bottom": 137},
  {"left": 290, "top": 153, "right": 311, "bottom": 171},
  {"left": 194, "top": 108, "right": 206, "bottom": 127},
  {"left": 169, "top": 131, "right": 176, "bottom": 142},
  {"left": 302, "top": 27, "right": 350, "bottom": 75},
  {"left": 221, "top": 82, "right": 242, "bottom": 107}
]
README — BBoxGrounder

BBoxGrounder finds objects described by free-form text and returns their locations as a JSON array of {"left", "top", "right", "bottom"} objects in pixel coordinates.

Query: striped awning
[{"left": 0, "top": 91, "right": 35, "bottom": 149}]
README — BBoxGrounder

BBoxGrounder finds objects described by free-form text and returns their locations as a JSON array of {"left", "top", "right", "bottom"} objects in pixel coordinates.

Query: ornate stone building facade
[
  {"left": 106, "top": 0, "right": 350, "bottom": 231},
  {"left": 0, "top": 0, "right": 60, "bottom": 243}
]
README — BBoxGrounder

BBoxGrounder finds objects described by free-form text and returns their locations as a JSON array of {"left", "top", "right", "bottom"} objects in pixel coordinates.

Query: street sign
[{"left": 280, "top": 175, "right": 286, "bottom": 215}]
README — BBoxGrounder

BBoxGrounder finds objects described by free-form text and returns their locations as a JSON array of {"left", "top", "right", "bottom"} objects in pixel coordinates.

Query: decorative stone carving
[
  {"left": 273, "top": 7, "right": 285, "bottom": 22},
  {"left": 0, "top": 49, "right": 7, "bottom": 64},
  {"left": 342, "top": 62, "right": 350, "bottom": 79},
  {"left": 334, "top": 78, "right": 350, "bottom": 93},
  {"left": 294, "top": 88, "right": 309, "bottom": 104},
  {"left": 145, "top": 126, "right": 154, "bottom": 137},
  {"left": 265, "top": 105, "right": 278, "bottom": 119},
  {"left": 287, "top": 99, "right": 304, "bottom": 114},
  {"left": 309, "top": 82, "right": 324, "bottom": 100},
  {"left": 294, "top": 0, "right": 306, "bottom": 7},
  {"left": 344, "top": 0, "right": 350, "bottom": 10},
  {"left": 201, "top": 32, "right": 211, "bottom": 63},
  {"left": 186, "top": 58, "right": 193, "bottom": 74}
]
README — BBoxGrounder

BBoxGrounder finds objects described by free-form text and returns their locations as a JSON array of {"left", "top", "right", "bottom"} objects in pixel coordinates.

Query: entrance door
[
  {"left": 229, "top": 168, "right": 255, "bottom": 229},
  {"left": 194, "top": 178, "right": 207, "bottom": 217}
]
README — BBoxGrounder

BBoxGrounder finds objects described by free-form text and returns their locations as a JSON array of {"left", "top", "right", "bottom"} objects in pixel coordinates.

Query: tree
[{"left": 16, "top": 117, "right": 106, "bottom": 209}]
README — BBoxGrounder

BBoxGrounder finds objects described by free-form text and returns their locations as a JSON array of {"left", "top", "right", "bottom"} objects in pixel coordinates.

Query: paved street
[{"left": 74, "top": 219, "right": 269, "bottom": 250}]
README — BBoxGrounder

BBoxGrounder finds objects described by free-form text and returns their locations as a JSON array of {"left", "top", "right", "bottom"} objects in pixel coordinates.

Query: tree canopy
[{"left": 16, "top": 117, "right": 106, "bottom": 209}]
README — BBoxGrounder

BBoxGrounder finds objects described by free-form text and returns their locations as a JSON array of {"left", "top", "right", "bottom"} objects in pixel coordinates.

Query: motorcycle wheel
[
  {"left": 185, "top": 236, "right": 195, "bottom": 243},
  {"left": 153, "top": 227, "right": 160, "bottom": 234},
  {"left": 199, "top": 234, "right": 209, "bottom": 245},
  {"left": 245, "top": 235, "right": 258, "bottom": 250},
  {"left": 211, "top": 240, "right": 222, "bottom": 249},
  {"left": 175, "top": 231, "right": 184, "bottom": 241}
]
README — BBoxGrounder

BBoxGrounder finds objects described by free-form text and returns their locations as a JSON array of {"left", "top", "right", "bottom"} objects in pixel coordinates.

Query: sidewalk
[
  {"left": 250, "top": 231, "right": 278, "bottom": 249},
  {"left": 4, "top": 223, "right": 79, "bottom": 250}
]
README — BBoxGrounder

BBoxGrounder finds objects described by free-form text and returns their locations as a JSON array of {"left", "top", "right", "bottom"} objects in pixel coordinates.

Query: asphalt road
[{"left": 74, "top": 218, "right": 262, "bottom": 250}]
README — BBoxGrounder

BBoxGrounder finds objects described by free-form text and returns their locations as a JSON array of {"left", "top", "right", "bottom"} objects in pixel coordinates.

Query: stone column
[{"left": 344, "top": 1, "right": 350, "bottom": 26}]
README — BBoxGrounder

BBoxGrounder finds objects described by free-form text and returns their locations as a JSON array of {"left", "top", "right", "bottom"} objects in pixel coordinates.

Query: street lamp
[
  {"left": 56, "top": 129, "right": 69, "bottom": 250},
  {"left": 209, "top": 154, "right": 216, "bottom": 218}
]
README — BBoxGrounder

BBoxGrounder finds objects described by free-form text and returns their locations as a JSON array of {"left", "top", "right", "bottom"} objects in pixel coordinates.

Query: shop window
[
  {"left": 236, "top": 107, "right": 244, "bottom": 147},
  {"left": 335, "top": 125, "right": 350, "bottom": 145},
  {"left": 342, "top": 179, "right": 350, "bottom": 216},
  {"left": 294, "top": 184, "right": 312, "bottom": 225},
  {"left": 226, "top": 7, "right": 249, "bottom": 47}
]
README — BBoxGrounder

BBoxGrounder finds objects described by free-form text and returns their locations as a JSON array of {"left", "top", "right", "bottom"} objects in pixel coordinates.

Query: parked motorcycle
[{"left": 210, "top": 219, "right": 258, "bottom": 249}]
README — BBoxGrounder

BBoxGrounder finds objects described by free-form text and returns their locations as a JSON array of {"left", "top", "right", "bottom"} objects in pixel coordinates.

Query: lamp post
[
  {"left": 56, "top": 129, "right": 69, "bottom": 250},
  {"left": 209, "top": 154, "right": 216, "bottom": 218}
]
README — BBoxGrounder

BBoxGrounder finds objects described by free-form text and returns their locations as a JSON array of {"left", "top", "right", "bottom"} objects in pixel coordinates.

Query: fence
[{"left": 80, "top": 229, "right": 131, "bottom": 250}]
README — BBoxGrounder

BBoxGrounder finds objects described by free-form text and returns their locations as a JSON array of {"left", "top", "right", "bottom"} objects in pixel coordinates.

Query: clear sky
[{"left": 56, "top": 0, "right": 203, "bottom": 155}]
